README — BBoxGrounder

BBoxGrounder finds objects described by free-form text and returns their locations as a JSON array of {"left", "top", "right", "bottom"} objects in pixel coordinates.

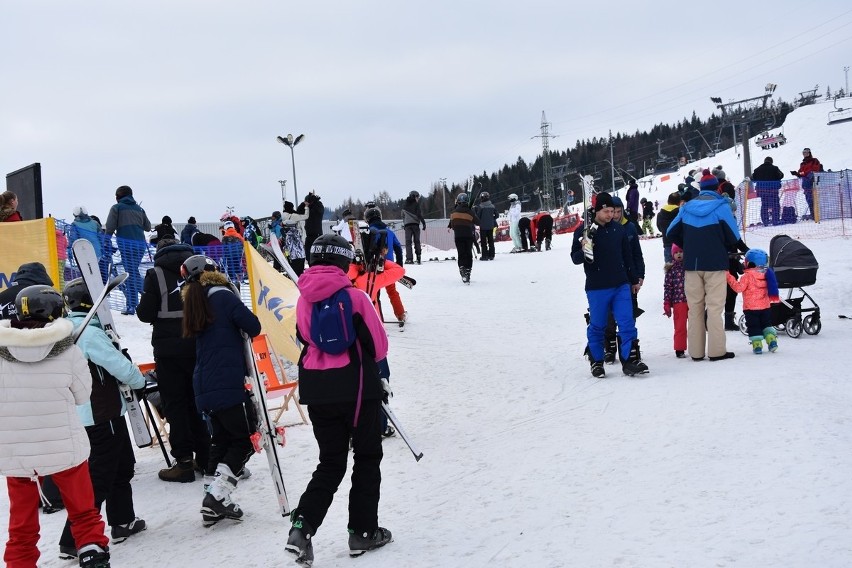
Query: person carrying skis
[
  {"left": 57, "top": 279, "right": 148, "bottom": 560},
  {"left": 180, "top": 255, "right": 261, "bottom": 527},
  {"left": 474, "top": 192, "right": 498, "bottom": 259},
  {"left": 448, "top": 193, "right": 480, "bottom": 283},
  {"left": 286, "top": 234, "right": 392, "bottom": 565},
  {"left": 0, "top": 285, "right": 111, "bottom": 568},
  {"left": 571, "top": 192, "right": 647, "bottom": 378}
]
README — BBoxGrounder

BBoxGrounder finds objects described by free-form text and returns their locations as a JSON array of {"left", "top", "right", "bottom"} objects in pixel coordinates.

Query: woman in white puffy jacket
[{"left": 0, "top": 285, "right": 109, "bottom": 567}]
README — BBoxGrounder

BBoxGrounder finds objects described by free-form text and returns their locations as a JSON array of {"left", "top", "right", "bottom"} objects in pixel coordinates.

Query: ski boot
[
  {"left": 348, "top": 527, "right": 393, "bottom": 557},
  {"left": 200, "top": 464, "right": 243, "bottom": 525},
  {"left": 460, "top": 267, "right": 470, "bottom": 284},
  {"left": 603, "top": 336, "right": 617, "bottom": 364},
  {"left": 77, "top": 544, "right": 110, "bottom": 568},
  {"left": 750, "top": 336, "right": 763, "bottom": 354},
  {"left": 110, "top": 517, "right": 146, "bottom": 543},
  {"left": 764, "top": 328, "right": 778, "bottom": 352},
  {"left": 590, "top": 360, "right": 605, "bottom": 378},
  {"left": 285, "top": 515, "right": 315, "bottom": 566},
  {"left": 675, "top": 350, "right": 686, "bottom": 358},
  {"left": 621, "top": 339, "right": 649, "bottom": 376},
  {"left": 416, "top": 255, "right": 421, "bottom": 265},
  {"left": 404, "top": 258, "right": 414, "bottom": 265}
]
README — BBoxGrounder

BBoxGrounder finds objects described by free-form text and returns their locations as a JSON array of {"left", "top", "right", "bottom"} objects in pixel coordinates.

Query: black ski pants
[
  {"left": 479, "top": 229, "right": 495, "bottom": 259},
  {"left": 519, "top": 218, "right": 533, "bottom": 250},
  {"left": 205, "top": 402, "right": 256, "bottom": 478},
  {"left": 295, "top": 400, "right": 383, "bottom": 535},
  {"left": 455, "top": 237, "right": 474, "bottom": 270},
  {"left": 404, "top": 225, "right": 422, "bottom": 262},
  {"left": 59, "top": 417, "right": 136, "bottom": 547},
  {"left": 155, "top": 356, "right": 210, "bottom": 468}
]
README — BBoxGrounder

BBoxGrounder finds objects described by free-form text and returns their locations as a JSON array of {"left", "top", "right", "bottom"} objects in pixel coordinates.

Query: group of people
[
  {"left": 575, "top": 165, "right": 789, "bottom": 379},
  {"left": 752, "top": 147, "right": 823, "bottom": 226}
]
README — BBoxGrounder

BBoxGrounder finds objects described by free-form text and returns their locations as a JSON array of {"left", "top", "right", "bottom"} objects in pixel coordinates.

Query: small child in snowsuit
[
  {"left": 0, "top": 285, "right": 111, "bottom": 568},
  {"left": 180, "top": 255, "right": 261, "bottom": 526},
  {"left": 286, "top": 234, "right": 393, "bottom": 565},
  {"left": 663, "top": 243, "right": 688, "bottom": 358},
  {"left": 725, "top": 248, "right": 780, "bottom": 354}
]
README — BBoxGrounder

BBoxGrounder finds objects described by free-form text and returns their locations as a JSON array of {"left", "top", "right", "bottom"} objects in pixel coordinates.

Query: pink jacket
[{"left": 726, "top": 269, "right": 773, "bottom": 311}]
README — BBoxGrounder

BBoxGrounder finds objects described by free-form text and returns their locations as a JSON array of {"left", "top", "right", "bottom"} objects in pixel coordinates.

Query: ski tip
[{"left": 414, "top": 452, "right": 424, "bottom": 462}]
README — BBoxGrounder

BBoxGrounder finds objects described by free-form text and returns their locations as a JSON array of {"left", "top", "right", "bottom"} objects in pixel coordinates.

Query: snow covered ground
[
  {"left": 1, "top": 229, "right": 851, "bottom": 568},
  {"left": 2, "top": 99, "right": 852, "bottom": 567}
]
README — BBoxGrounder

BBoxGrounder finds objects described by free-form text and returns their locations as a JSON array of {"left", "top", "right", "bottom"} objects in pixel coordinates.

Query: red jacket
[
  {"left": 797, "top": 156, "right": 822, "bottom": 177},
  {"left": 726, "top": 268, "right": 774, "bottom": 311}
]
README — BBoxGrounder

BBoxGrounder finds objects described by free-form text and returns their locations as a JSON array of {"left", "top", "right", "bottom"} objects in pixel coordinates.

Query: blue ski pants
[{"left": 586, "top": 284, "right": 637, "bottom": 362}]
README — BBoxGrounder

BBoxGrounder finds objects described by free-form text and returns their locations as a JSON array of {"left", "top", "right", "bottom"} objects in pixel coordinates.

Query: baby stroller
[{"left": 738, "top": 234, "right": 821, "bottom": 338}]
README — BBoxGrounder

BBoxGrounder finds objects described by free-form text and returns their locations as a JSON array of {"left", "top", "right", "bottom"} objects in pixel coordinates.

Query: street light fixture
[{"left": 276, "top": 133, "right": 305, "bottom": 204}]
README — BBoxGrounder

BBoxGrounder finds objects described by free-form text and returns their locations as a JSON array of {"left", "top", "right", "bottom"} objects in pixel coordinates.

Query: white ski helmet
[{"left": 508, "top": 193, "right": 518, "bottom": 202}]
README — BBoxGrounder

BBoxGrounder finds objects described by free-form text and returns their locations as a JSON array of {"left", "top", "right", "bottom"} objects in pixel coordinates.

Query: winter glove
[
  {"left": 121, "top": 348, "right": 133, "bottom": 362},
  {"left": 791, "top": 170, "right": 800, "bottom": 177},
  {"left": 663, "top": 301, "right": 672, "bottom": 318},
  {"left": 380, "top": 378, "right": 393, "bottom": 404},
  {"left": 421, "top": 222, "right": 427, "bottom": 231}
]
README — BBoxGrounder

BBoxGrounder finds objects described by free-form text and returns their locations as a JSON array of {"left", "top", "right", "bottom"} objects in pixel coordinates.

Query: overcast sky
[{"left": 2, "top": 1, "right": 850, "bottom": 223}]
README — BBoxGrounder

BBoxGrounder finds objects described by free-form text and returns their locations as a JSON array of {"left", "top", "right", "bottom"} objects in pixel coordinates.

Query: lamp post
[
  {"left": 278, "top": 180, "right": 287, "bottom": 210},
  {"left": 276, "top": 133, "right": 305, "bottom": 204},
  {"left": 441, "top": 178, "right": 448, "bottom": 216}
]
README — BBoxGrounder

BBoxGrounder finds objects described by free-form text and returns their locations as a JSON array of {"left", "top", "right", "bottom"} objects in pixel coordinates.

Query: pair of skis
[
  {"left": 72, "top": 239, "right": 153, "bottom": 450},
  {"left": 579, "top": 174, "right": 597, "bottom": 262}
]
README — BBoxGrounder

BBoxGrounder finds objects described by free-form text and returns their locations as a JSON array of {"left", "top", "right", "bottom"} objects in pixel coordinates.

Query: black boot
[
  {"left": 603, "top": 336, "right": 617, "bottom": 364},
  {"left": 621, "top": 339, "right": 649, "bottom": 376},
  {"left": 724, "top": 311, "right": 738, "bottom": 331}
]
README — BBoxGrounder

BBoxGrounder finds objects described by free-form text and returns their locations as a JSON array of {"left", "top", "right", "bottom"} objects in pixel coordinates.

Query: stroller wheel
[
  {"left": 738, "top": 314, "right": 748, "bottom": 336},
  {"left": 802, "top": 314, "right": 821, "bottom": 335},
  {"left": 785, "top": 317, "right": 803, "bottom": 338}
]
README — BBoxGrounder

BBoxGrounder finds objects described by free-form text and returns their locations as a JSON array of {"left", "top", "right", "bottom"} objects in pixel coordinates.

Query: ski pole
[{"left": 381, "top": 402, "right": 423, "bottom": 462}]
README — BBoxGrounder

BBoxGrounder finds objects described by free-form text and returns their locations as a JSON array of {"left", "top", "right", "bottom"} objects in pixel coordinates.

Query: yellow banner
[
  {"left": 0, "top": 218, "right": 60, "bottom": 292},
  {"left": 244, "top": 242, "right": 301, "bottom": 364}
]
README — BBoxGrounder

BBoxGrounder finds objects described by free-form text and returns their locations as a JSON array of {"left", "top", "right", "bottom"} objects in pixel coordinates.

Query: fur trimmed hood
[{"left": 0, "top": 318, "right": 75, "bottom": 363}]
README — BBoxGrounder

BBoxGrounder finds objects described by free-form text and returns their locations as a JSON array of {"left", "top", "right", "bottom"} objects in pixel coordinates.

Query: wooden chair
[{"left": 251, "top": 334, "right": 309, "bottom": 426}]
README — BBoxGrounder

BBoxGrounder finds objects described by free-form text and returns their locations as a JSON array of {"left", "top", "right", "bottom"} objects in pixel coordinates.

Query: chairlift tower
[
  {"left": 532, "top": 111, "right": 557, "bottom": 210},
  {"left": 711, "top": 83, "right": 777, "bottom": 182}
]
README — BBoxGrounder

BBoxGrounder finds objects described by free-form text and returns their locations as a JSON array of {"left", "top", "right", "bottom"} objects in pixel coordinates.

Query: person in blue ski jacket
[
  {"left": 666, "top": 169, "right": 741, "bottom": 361},
  {"left": 571, "top": 192, "right": 648, "bottom": 378},
  {"left": 105, "top": 186, "right": 151, "bottom": 315},
  {"left": 58, "top": 278, "right": 148, "bottom": 558},
  {"left": 180, "top": 255, "right": 260, "bottom": 526},
  {"left": 365, "top": 207, "right": 406, "bottom": 324}
]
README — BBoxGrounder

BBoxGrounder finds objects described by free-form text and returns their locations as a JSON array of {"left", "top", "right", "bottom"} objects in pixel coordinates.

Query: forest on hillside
[{"left": 332, "top": 95, "right": 806, "bottom": 220}]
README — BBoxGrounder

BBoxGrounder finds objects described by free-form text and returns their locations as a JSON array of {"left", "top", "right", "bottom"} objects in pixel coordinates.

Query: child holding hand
[{"left": 663, "top": 244, "right": 688, "bottom": 358}]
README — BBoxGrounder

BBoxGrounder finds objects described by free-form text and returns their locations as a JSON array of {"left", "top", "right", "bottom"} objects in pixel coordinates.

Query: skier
[
  {"left": 518, "top": 215, "right": 534, "bottom": 251},
  {"left": 331, "top": 209, "right": 355, "bottom": 244},
  {"left": 365, "top": 208, "right": 406, "bottom": 323},
  {"left": 136, "top": 239, "right": 211, "bottom": 483},
  {"left": 180, "top": 216, "right": 199, "bottom": 246},
  {"left": 640, "top": 198, "right": 655, "bottom": 236},
  {"left": 219, "top": 221, "right": 245, "bottom": 285},
  {"left": 401, "top": 191, "right": 427, "bottom": 264},
  {"left": 150, "top": 215, "right": 177, "bottom": 246},
  {"left": 286, "top": 234, "right": 392, "bottom": 565},
  {"left": 507, "top": 193, "right": 522, "bottom": 252},
  {"left": 571, "top": 192, "right": 648, "bottom": 378},
  {"left": 474, "top": 192, "right": 498, "bottom": 260},
  {"left": 447, "top": 193, "right": 480, "bottom": 283},
  {"left": 0, "top": 262, "right": 54, "bottom": 320},
  {"left": 0, "top": 285, "right": 111, "bottom": 568},
  {"left": 58, "top": 279, "right": 148, "bottom": 560},
  {"left": 105, "top": 185, "right": 151, "bottom": 316},
  {"left": 180, "top": 255, "right": 261, "bottom": 526},
  {"left": 299, "top": 191, "right": 324, "bottom": 263},
  {"left": 70, "top": 206, "right": 105, "bottom": 282}
]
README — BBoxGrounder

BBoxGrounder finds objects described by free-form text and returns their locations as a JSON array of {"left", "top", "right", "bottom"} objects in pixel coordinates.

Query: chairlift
[
  {"left": 626, "top": 163, "right": 636, "bottom": 173},
  {"left": 593, "top": 171, "right": 603, "bottom": 181},
  {"left": 520, "top": 193, "right": 531, "bottom": 203}
]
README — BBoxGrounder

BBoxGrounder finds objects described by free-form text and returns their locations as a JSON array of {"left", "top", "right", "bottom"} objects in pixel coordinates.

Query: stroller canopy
[{"left": 769, "top": 234, "right": 818, "bottom": 287}]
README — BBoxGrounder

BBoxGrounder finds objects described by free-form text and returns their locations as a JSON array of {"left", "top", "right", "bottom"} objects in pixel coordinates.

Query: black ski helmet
[
  {"left": 63, "top": 278, "right": 93, "bottom": 312},
  {"left": 409, "top": 190, "right": 420, "bottom": 199},
  {"left": 479, "top": 191, "right": 490, "bottom": 201},
  {"left": 456, "top": 193, "right": 469, "bottom": 204},
  {"left": 309, "top": 234, "right": 355, "bottom": 272},
  {"left": 181, "top": 255, "right": 219, "bottom": 282},
  {"left": 15, "top": 285, "right": 65, "bottom": 322},
  {"left": 364, "top": 207, "right": 382, "bottom": 223}
]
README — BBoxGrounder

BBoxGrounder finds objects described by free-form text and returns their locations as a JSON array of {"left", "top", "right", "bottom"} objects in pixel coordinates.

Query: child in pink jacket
[
  {"left": 663, "top": 243, "right": 688, "bottom": 357},
  {"left": 726, "top": 249, "right": 780, "bottom": 354}
]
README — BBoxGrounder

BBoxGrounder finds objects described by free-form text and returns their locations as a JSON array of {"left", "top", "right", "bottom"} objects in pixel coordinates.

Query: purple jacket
[
  {"left": 296, "top": 265, "right": 388, "bottom": 406},
  {"left": 626, "top": 185, "right": 640, "bottom": 217}
]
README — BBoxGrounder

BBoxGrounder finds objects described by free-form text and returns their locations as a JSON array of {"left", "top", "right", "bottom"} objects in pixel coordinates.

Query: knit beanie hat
[
  {"left": 671, "top": 243, "right": 683, "bottom": 255},
  {"left": 594, "top": 192, "right": 614, "bottom": 211},
  {"left": 699, "top": 169, "right": 719, "bottom": 191},
  {"left": 188, "top": 216, "right": 196, "bottom": 224}
]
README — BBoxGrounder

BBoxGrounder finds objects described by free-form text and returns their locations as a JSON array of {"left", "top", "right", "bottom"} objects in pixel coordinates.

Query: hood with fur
[{"left": 0, "top": 318, "right": 75, "bottom": 363}]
